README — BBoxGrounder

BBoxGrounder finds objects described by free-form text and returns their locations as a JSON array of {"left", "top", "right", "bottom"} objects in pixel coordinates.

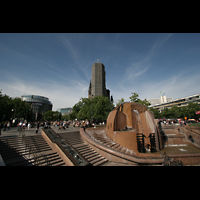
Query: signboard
[{"left": 196, "top": 111, "right": 200, "bottom": 114}]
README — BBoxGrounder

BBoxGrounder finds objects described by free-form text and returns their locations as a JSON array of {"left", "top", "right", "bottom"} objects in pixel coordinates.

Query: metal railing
[
  {"left": 163, "top": 152, "right": 183, "bottom": 166},
  {"left": 42, "top": 128, "right": 91, "bottom": 166},
  {"left": 22, "top": 135, "right": 51, "bottom": 166}
]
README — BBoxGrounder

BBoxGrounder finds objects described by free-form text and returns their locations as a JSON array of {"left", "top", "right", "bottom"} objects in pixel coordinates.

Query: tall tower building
[
  {"left": 88, "top": 62, "right": 113, "bottom": 101},
  {"left": 91, "top": 62, "right": 106, "bottom": 97}
]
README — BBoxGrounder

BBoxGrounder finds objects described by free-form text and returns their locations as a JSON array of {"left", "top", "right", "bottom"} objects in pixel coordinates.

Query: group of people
[
  {"left": 159, "top": 118, "right": 199, "bottom": 126},
  {"left": 1, "top": 122, "right": 11, "bottom": 131},
  {"left": 0, "top": 119, "right": 103, "bottom": 136},
  {"left": 72, "top": 120, "right": 90, "bottom": 127},
  {"left": 53, "top": 121, "right": 70, "bottom": 130}
]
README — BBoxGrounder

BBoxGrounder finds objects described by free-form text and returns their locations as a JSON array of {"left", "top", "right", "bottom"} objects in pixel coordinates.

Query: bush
[{"left": 188, "top": 123, "right": 200, "bottom": 127}]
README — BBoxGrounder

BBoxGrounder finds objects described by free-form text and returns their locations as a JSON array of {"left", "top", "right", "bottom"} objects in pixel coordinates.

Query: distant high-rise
[
  {"left": 88, "top": 62, "right": 113, "bottom": 102},
  {"left": 147, "top": 95, "right": 173, "bottom": 106}
]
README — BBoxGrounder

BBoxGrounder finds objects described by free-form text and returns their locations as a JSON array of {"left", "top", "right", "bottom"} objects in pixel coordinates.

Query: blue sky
[{"left": 0, "top": 33, "right": 199, "bottom": 111}]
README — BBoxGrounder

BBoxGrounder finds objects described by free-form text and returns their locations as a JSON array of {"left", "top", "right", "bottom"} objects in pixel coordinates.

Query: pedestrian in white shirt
[{"left": 28, "top": 122, "right": 31, "bottom": 130}]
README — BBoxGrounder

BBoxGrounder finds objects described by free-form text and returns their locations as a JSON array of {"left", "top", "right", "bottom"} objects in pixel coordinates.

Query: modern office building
[
  {"left": 149, "top": 93, "right": 200, "bottom": 112},
  {"left": 56, "top": 107, "right": 72, "bottom": 115},
  {"left": 88, "top": 62, "right": 113, "bottom": 102},
  {"left": 21, "top": 95, "right": 53, "bottom": 120},
  {"left": 147, "top": 96, "right": 173, "bottom": 106}
]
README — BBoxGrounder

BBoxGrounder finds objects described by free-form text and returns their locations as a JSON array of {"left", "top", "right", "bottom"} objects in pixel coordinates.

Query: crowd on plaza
[
  {"left": 53, "top": 119, "right": 96, "bottom": 129},
  {"left": 159, "top": 118, "right": 199, "bottom": 126},
  {"left": 1, "top": 116, "right": 198, "bottom": 136},
  {"left": 0, "top": 119, "right": 97, "bottom": 136},
  {"left": 1, "top": 121, "right": 11, "bottom": 132}
]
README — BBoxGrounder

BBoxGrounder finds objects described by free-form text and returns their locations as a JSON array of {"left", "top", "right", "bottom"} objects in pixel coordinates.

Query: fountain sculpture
[{"left": 105, "top": 102, "right": 162, "bottom": 153}]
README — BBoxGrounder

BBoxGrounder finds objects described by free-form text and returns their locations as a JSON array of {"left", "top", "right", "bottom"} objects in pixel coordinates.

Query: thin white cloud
[
  {"left": 1, "top": 33, "right": 198, "bottom": 113},
  {"left": 126, "top": 65, "right": 149, "bottom": 82},
  {"left": 60, "top": 36, "right": 79, "bottom": 61},
  {"left": 119, "top": 33, "right": 174, "bottom": 92},
  {"left": 137, "top": 72, "right": 200, "bottom": 100},
  {"left": 0, "top": 74, "right": 89, "bottom": 111},
  {"left": 111, "top": 67, "right": 200, "bottom": 105},
  {"left": 123, "top": 34, "right": 173, "bottom": 83},
  {"left": 150, "top": 33, "right": 173, "bottom": 52},
  {"left": 59, "top": 35, "right": 91, "bottom": 81}
]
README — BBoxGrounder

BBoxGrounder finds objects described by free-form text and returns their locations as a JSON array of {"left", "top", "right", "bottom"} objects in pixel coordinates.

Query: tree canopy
[
  {"left": 149, "top": 102, "right": 200, "bottom": 120},
  {"left": 129, "top": 92, "right": 151, "bottom": 107},
  {"left": 43, "top": 110, "right": 62, "bottom": 121},
  {"left": 117, "top": 92, "right": 200, "bottom": 120},
  {"left": 69, "top": 95, "right": 114, "bottom": 122},
  {"left": 116, "top": 98, "right": 125, "bottom": 107},
  {"left": 0, "top": 90, "right": 32, "bottom": 122}
]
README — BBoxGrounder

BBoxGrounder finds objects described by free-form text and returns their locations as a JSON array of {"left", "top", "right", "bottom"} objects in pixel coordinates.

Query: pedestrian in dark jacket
[
  {"left": 36, "top": 121, "right": 40, "bottom": 133},
  {"left": 3, "top": 123, "right": 7, "bottom": 131}
]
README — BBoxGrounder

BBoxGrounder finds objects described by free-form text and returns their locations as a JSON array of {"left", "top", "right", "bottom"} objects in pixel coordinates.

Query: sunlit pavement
[
  {"left": 0, "top": 125, "right": 80, "bottom": 138},
  {"left": 0, "top": 127, "right": 41, "bottom": 138}
]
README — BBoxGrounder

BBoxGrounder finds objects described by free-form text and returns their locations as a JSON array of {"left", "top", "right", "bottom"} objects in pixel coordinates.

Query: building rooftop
[{"left": 149, "top": 93, "right": 200, "bottom": 109}]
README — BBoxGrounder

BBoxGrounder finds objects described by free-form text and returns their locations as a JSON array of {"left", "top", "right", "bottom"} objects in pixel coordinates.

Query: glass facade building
[
  {"left": 56, "top": 108, "right": 72, "bottom": 115},
  {"left": 21, "top": 95, "right": 53, "bottom": 120}
]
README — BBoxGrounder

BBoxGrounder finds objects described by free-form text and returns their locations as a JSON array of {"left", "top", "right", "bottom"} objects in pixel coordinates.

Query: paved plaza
[
  {"left": 1, "top": 123, "right": 200, "bottom": 165},
  {"left": 0, "top": 125, "right": 80, "bottom": 138},
  {"left": 0, "top": 127, "right": 37, "bottom": 138}
]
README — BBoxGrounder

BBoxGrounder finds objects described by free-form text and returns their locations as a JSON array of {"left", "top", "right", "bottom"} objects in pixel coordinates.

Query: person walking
[
  {"left": 7, "top": 122, "right": 10, "bottom": 131},
  {"left": 18, "top": 122, "right": 23, "bottom": 137},
  {"left": 36, "top": 121, "right": 40, "bottom": 134},
  {"left": 83, "top": 122, "right": 86, "bottom": 132},
  {"left": 3, "top": 123, "right": 7, "bottom": 132},
  {"left": 28, "top": 122, "right": 31, "bottom": 130}
]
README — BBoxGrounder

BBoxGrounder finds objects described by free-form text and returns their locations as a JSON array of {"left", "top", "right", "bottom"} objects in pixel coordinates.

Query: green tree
[
  {"left": 43, "top": 110, "right": 54, "bottom": 121},
  {"left": 149, "top": 107, "right": 161, "bottom": 119},
  {"left": 12, "top": 97, "right": 32, "bottom": 120},
  {"left": 77, "top": 98, "right": 92, "bottom": 120},
  {"left": 187, "top": 102, "right": 200, "bottom": 119},
  {"left": 0, "top": 91, "right": 13, "bottom": 121},
  {"left": 180, "top": 106, "right": 188, "bottom": 118},
  {"left": 93, "top": 95, "right": 114, "bottom": 122},
  {"left": 69, "top": 111, "right": 77, "bottom": 120},
  {"left": 129, "top": 92, "right": 151, "bottom": 107},
  {"left": 69, "top": 98, "right": 85, "bottom": 120},
  {"left": 62, "top": 114, "right": 69, "bottom": 121},
  {"left": 44, "top": 111, "right": 62, "bottom": 121},
  {"left": 116, "top": 98, "right": 125, "bottom": 107},
  {"left": 161, "top": 107, "right": 170, "bottom": 119},
  {"left": 168, "top": 105, "right": 181, "bottom": 118},
  {"left": 70, "top": 96, "right": 114, "bottom": 122},
  {"left": 159, "top": 103, "right": 200, "bottom": 120},
  {"left": 53, "top": 111, "right": 62, "bottom": 121},
  {"left": 0, "top": 90, "right": 32, "bottom": 122}
]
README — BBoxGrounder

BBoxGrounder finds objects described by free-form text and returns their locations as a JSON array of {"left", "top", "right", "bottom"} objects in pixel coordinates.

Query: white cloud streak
[
  {"left": 112, "top": 71, "right": 200, "bottom": 104},
  {"left": 59, "top": 35, "right": 91, "bottom": 81},
  {"left": 0, "top": 74, "right": 89, "bottom": 111},
  {"left": 150, "top": 33, "right": 173, "bottom": 52},
  {"left": 111, "top": 33, "right": 199, "bottom": 104},
  {"left": 122, "top": 33, "right": 173, "bottom": 84}
]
